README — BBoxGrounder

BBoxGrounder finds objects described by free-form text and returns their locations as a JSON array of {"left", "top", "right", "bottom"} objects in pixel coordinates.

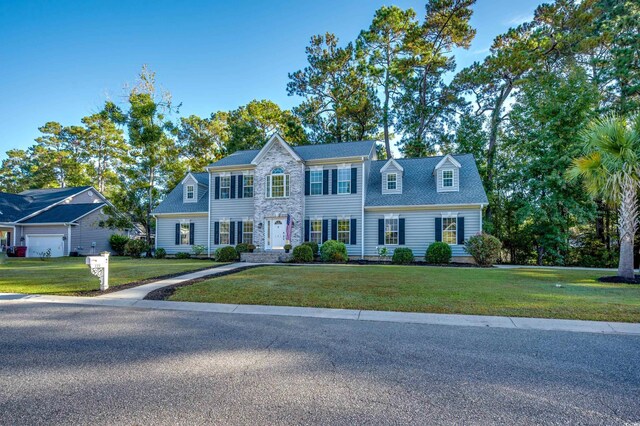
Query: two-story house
[{"left": 153, "top": 134, "right": 488, "bottom": 262}]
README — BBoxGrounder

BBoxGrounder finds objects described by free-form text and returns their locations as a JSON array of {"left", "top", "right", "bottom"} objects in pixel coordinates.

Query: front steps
[{"left": 240, "top": 251, "right": 292, "bottom": 263}]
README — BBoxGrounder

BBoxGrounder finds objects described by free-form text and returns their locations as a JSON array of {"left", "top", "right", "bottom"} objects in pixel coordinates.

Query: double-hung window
[
  {"left": 180, "top": 223, "right": 190, "bottom": 245},
  {"left": 337, "top": 219, "right": 350, "bottom": 244},
  {"left": 219, "top": 221, "right": 230, "bottom": 245},
  {"left": 442, "top": 170, "right": 454, "bottom": 188},
  {"left": 243, "top": 221, "right": 253, "bottom": 245},
  {"left": 442, "top": 217, "right": 457, "bottom": 245},
  {"left": 386, "top": 173, "right": 397, "bottom": 190},
  {"left": 243, "top": 175, "right": 254, "bottom": 198},
  {"left": 310, "top": 170, "right": 323, "bottom": 195},
  {"left": 266, "top": 167, "right": 290, "bottom": 198},
  {"left": 310, "top": 220, "right": 322, "bottom": 244},
  {"left": 220, "top": 176, "right": 231, "bottom": 199},
  {"left": 384, "top": 218, "right": 398, "bottom": 245},
  {"left": 337, "top": 168, "right": 351, "bottom": 194},
  {"left": 186, "top": 185, "right": 194, "bottom": 200}
]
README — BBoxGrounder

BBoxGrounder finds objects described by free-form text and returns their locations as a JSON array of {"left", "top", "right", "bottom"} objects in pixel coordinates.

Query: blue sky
[{"left": 0, "top": 0, "right": 542, "bottom": 158}]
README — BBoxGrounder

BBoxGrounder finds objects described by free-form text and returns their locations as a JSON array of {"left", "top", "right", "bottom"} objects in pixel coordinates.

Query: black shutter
[
  {"left": 350, "top": 218, "right": 357, "bottom": 245},
  {"left": 457, "top": 217, "right": 465, "bottom": 245},
  {"left": 189, "top": 223, "right": 195, "bottom": 245},
  {"left": 214, "top": 221, "right": 220, "bottom": 245},
  {"left": 230, "top": 175, "right": 236, "bottom": 199},
  {"left": 237, "top": 220, "right": 243, "bottom": 243},
  {"left": 351, "top": 167, "right": 357, "bottom": 194},
  {"left": 399, "top": 218, "right": 405, "bottom": 245},
  {"left": 305, "top": 170, "right": 310, "bottom": 196},
  {"left": 331, "top": 219, "right": 338, "bottom": 240},
  {"left": 230, "top": 222, "right": 236, "bottom": 245},
  {"left": 331, "top": 169, "right": 338, "bottom": 194},
  {"left": 175, "top": 223, "right": 180, "bottom": 245},
  {"left": 435, "top": 217, "right": 442, "bottom": 242},
  {"left": 304, "top": 219, "right": 310, "bottom": 241},
  {"left": 322, "top": 170, "right": 329, "bottom": 195},
  {"left": 322, "top": 219, "right": 328, "bottom": 242},
  {"left": 214, "top": 176, "right": 220, "bottom": 200},
  {"left": 378, "top": 219, "right": 384, "bottom": 245},
  {"left": 237, "top": 175, "right": 243, "bottom": 199}
]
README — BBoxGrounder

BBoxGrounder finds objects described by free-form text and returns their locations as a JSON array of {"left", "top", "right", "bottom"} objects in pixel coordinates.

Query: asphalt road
[{"left": 1, "top": 302, "right": 638, "bottom": 425}]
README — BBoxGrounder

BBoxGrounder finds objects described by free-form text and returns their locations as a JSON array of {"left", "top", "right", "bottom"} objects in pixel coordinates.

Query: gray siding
[
  {"left": 305, "top": 162, "right": 364, "bottom": 255},
  {"left": 71, "top": 208, "right": 120, "bottom": 255},
  {"left": 67, "top": 189, "right": 105, "bottom": 205},
  {"left": 209, "top": 171, "right": 255, "bottom": 250},
  {"left": 363, "top": 207, "right": 482, "bottom": 258},
  {"left": 156, "top": 214, "right": 209, "bottom": 254}
]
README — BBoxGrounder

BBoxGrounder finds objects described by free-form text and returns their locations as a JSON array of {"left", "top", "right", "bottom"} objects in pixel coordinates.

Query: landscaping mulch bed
[
  {"left": 144, "top": 264, "right": 265, "bottom": 301},
  {"left": 598, "top": 275, "right": 640, "bottom": 285},
  {"left": 77, "top": 263, "right": 227, "bottom": 297}
]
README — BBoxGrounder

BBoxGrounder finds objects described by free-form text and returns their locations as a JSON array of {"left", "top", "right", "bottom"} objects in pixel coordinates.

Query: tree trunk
[
  {"left": 383, "top": 66, "right": 391, "bottom": 159},
  {"left": 617, "top": 174, "right": 637, "bottom": 279}
]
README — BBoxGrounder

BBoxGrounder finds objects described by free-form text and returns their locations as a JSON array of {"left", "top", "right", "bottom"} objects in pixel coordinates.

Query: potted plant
[
  {"left": 284, "top": 244, "right": 292, "bottom": 253},
  {"left": 247, "top": 244, "right": 256, "bottom": 253}
]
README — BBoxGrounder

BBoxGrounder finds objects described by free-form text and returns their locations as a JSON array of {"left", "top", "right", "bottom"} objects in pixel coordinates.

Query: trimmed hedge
[
  {"left": 465, "top": 233, "right": 502, "bottom": 266},
  {"left": 302, "top": 241, "right": 319, "bottom": 256},
  {"left": 215, "top": 246, "right": 239, "bottom": 262},
  {"left": 292, "top": 245, "right": 314, "bottom": 263},
  {"left": 175, "top": 252, "right": 191, "bottom": 259},
  {"left": 320, "top": 240, "right": 348, "bottom": 263},
  {"left": 392, "top": 247, "right": 414, "bottom": 265},
  {"left": 425, "top": 242, "right": 452, "bottom": 264},
  {"left": 235, "top": 243, "right": 250, "bottom": 254}
]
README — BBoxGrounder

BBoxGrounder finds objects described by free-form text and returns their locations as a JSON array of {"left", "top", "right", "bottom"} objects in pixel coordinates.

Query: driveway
[{"left": 1, "top": 302, "right": 638, "bottom": 425}]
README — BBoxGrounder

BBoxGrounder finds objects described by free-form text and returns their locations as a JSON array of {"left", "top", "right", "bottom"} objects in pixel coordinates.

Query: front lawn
[
  {"left": 0, "top": 256, "right": 218, "bottom": 295},
  {"left": 169, "top": 265, "right": 640, "bottom": 322}
]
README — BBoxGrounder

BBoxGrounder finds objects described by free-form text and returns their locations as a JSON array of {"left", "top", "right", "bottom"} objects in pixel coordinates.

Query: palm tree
[{"left": 568, "top": 114, "right": 640, "bottom": 280}]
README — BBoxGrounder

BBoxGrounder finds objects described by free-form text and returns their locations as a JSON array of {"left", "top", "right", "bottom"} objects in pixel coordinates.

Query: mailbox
[{"left": 86, "top": 252, "right": 110, "bottom": 291}]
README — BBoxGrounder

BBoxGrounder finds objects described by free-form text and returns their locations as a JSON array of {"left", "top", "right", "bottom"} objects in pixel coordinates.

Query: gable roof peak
[
  {"left": 380, "top": 158, "right": 404, "bottom": 173},
  {"left": 251, "top": 133, "right": 302, "bottom": 165},
  {"left": 435, "top": 154, "right": 461, "bottom": 169}
]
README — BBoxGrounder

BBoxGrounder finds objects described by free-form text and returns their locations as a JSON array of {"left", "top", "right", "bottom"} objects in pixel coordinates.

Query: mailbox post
[{"left": 86, "top": 251, "right": 110, "bottom": 291}]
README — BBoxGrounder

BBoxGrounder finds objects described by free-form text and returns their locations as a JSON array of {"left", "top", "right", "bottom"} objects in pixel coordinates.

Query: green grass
[
  {"left": 169, "top": 265, "right": 640, "bottom": 322},
  {"left": 0, "top": 256, "right": 218, "bottom": 295}
]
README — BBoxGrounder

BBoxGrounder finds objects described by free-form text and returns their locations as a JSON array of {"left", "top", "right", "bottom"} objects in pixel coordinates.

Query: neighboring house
[
  {"left": 153, "top": 134, "right": 488, "bottom": 262},
  {"left": 0, "top": 186, "right": 124, "bottom": 257}
]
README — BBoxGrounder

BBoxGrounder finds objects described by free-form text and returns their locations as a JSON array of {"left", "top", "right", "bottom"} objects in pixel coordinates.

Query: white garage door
[{"left": 26, "top": 235, "right": 65, "bottom": 258}]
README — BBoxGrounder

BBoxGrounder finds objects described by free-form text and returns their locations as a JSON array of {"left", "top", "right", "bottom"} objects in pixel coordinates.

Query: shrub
[
  {"left": 124, "top": 239, "right": 150, "bottom": 259},
  {"left": 175, "top": 252, "right": 191, "bottom": 259},
  {"left": 109, "top": 234, "right": 130, "bottom": 256},
  {"left": 320, "top": 239, "right": 348, "bottom": 263},
  {"left": 236, "top": 243, "right": 250, "bottom": 254},
  {"left": 292, "top": 245, "right": 313, "bottom": 263},
  {"left": 192, "top": 244, "right": 207, "bottom": 256},
  {"left": 425, "top": 242, "right": 452, "bottom": 264},
  {"left": 302, "top": 241, "right": 319, "bottom": 256},
  {"left": 215, "top": 246, "right": 239, "bottom": 262},
  {"left": 465, "top": 233, "right": 502, "bottom": 266},
  {"left": 155, "top": 248, "right": 166, "bottom": 259},
  {"left": 392, "top": 247, "right": 414, "bottom": 265}
]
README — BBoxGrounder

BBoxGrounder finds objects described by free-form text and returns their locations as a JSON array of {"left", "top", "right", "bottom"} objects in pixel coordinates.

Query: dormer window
[
  {"left": 442, "top": 170, "right": 454, "bottom": 188},
  {"left": 435, "top": 154, "right": 461, "bottom": 193},
  {"left": 186, "top": 185, "right": 195, "bottom": 200},
  {"left": 387, "top": 173, "right": 397, "bottom": 190}
]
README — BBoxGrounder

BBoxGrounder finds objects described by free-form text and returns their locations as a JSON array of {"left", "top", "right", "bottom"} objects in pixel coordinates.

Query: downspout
[
  {"left": 361, "top": 159, "right": 366, "bottom": 259},
  {"left": 302, "top": 161, "right": 305, "bottom": 245},
  {"left": 152, "top": 215, "right": 158, "bottom": 251},
  {"left": 207, "top": 171, "right": 212, "bottom": 258},
  {"left": 67, "top": 224, "right": 71, "bottom": 255}
]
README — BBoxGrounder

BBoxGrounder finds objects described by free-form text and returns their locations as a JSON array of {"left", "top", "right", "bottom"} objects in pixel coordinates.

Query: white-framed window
[
  {"left": 310, "top": 170, "right": 323, "bottom": 195},
  {"left": 442, "top": 216, "right": 457, "bottom": 245},
  {"left": 310, "top": 220, "right": 322, "bottom": 244},
  {"left": 442, "top": 170, "right": 454, "bottom": 188},
  {"left": 243, "top": 221, "right": 253, "bottom": 245},
  {"left": 185, "top": 185, "right": 195, "bottom": 200},
  {"left": 337, "top": 168, "right": 351, "bottom": 194},
  {"left": 266, "top": 167, "right": 290, "bottom": 198},
  {"left": 386, "top": 173, "right": 397, "bottom": 190},
  {"left": 243, "top": 175, "right": 254, "bottom": 198},
  {"left": 180, "top": 222, "right": 190, "bottom": 245},
  {"left": 338, "top": 219, "right": 350, "bottom": 244},
  {"left": 384, "top": 218, "right": 398, "bottom": 245},
  {"left": 219, "top": 221, "right": 230, "bottom": 245},
  {"left": 220, "top": 176, "right": 231, "bottom": 199}
]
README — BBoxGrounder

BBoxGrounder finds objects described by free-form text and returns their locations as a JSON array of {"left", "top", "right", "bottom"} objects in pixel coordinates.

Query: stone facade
[{"left": 252, "top": 140, "right": 304, "bottom": 249}]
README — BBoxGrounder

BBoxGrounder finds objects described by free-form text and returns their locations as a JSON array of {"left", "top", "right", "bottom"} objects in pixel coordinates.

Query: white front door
[{"left": 267, "top": 218, "right": 287, "bottom": 250}]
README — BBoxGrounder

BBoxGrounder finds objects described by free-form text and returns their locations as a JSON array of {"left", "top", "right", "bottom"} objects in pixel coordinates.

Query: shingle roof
[
  {"left": 206, "top": 140, "right": 376, "bottom": 168},
  {"left": 365, "top": 154, "right": 488, "bottom": 207},
  {"left": 20, "top": 203, "right": 105, "bottom": 224},
  {"left": 0, "top": 186, "right": 92, "bottom": 223},
  {"left": 152, "top": 173, "right": 209, "bottom": 214}
]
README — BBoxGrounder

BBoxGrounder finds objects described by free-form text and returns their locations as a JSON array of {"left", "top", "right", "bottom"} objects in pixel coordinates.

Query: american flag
[{"left": 286, "top": 214, "right": 293, "bottom": 243}]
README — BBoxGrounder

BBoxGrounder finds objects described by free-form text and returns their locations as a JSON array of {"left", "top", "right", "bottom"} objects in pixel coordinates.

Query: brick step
[{"left": 240, "top": 251, "right": 292, "bottom": 263}]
